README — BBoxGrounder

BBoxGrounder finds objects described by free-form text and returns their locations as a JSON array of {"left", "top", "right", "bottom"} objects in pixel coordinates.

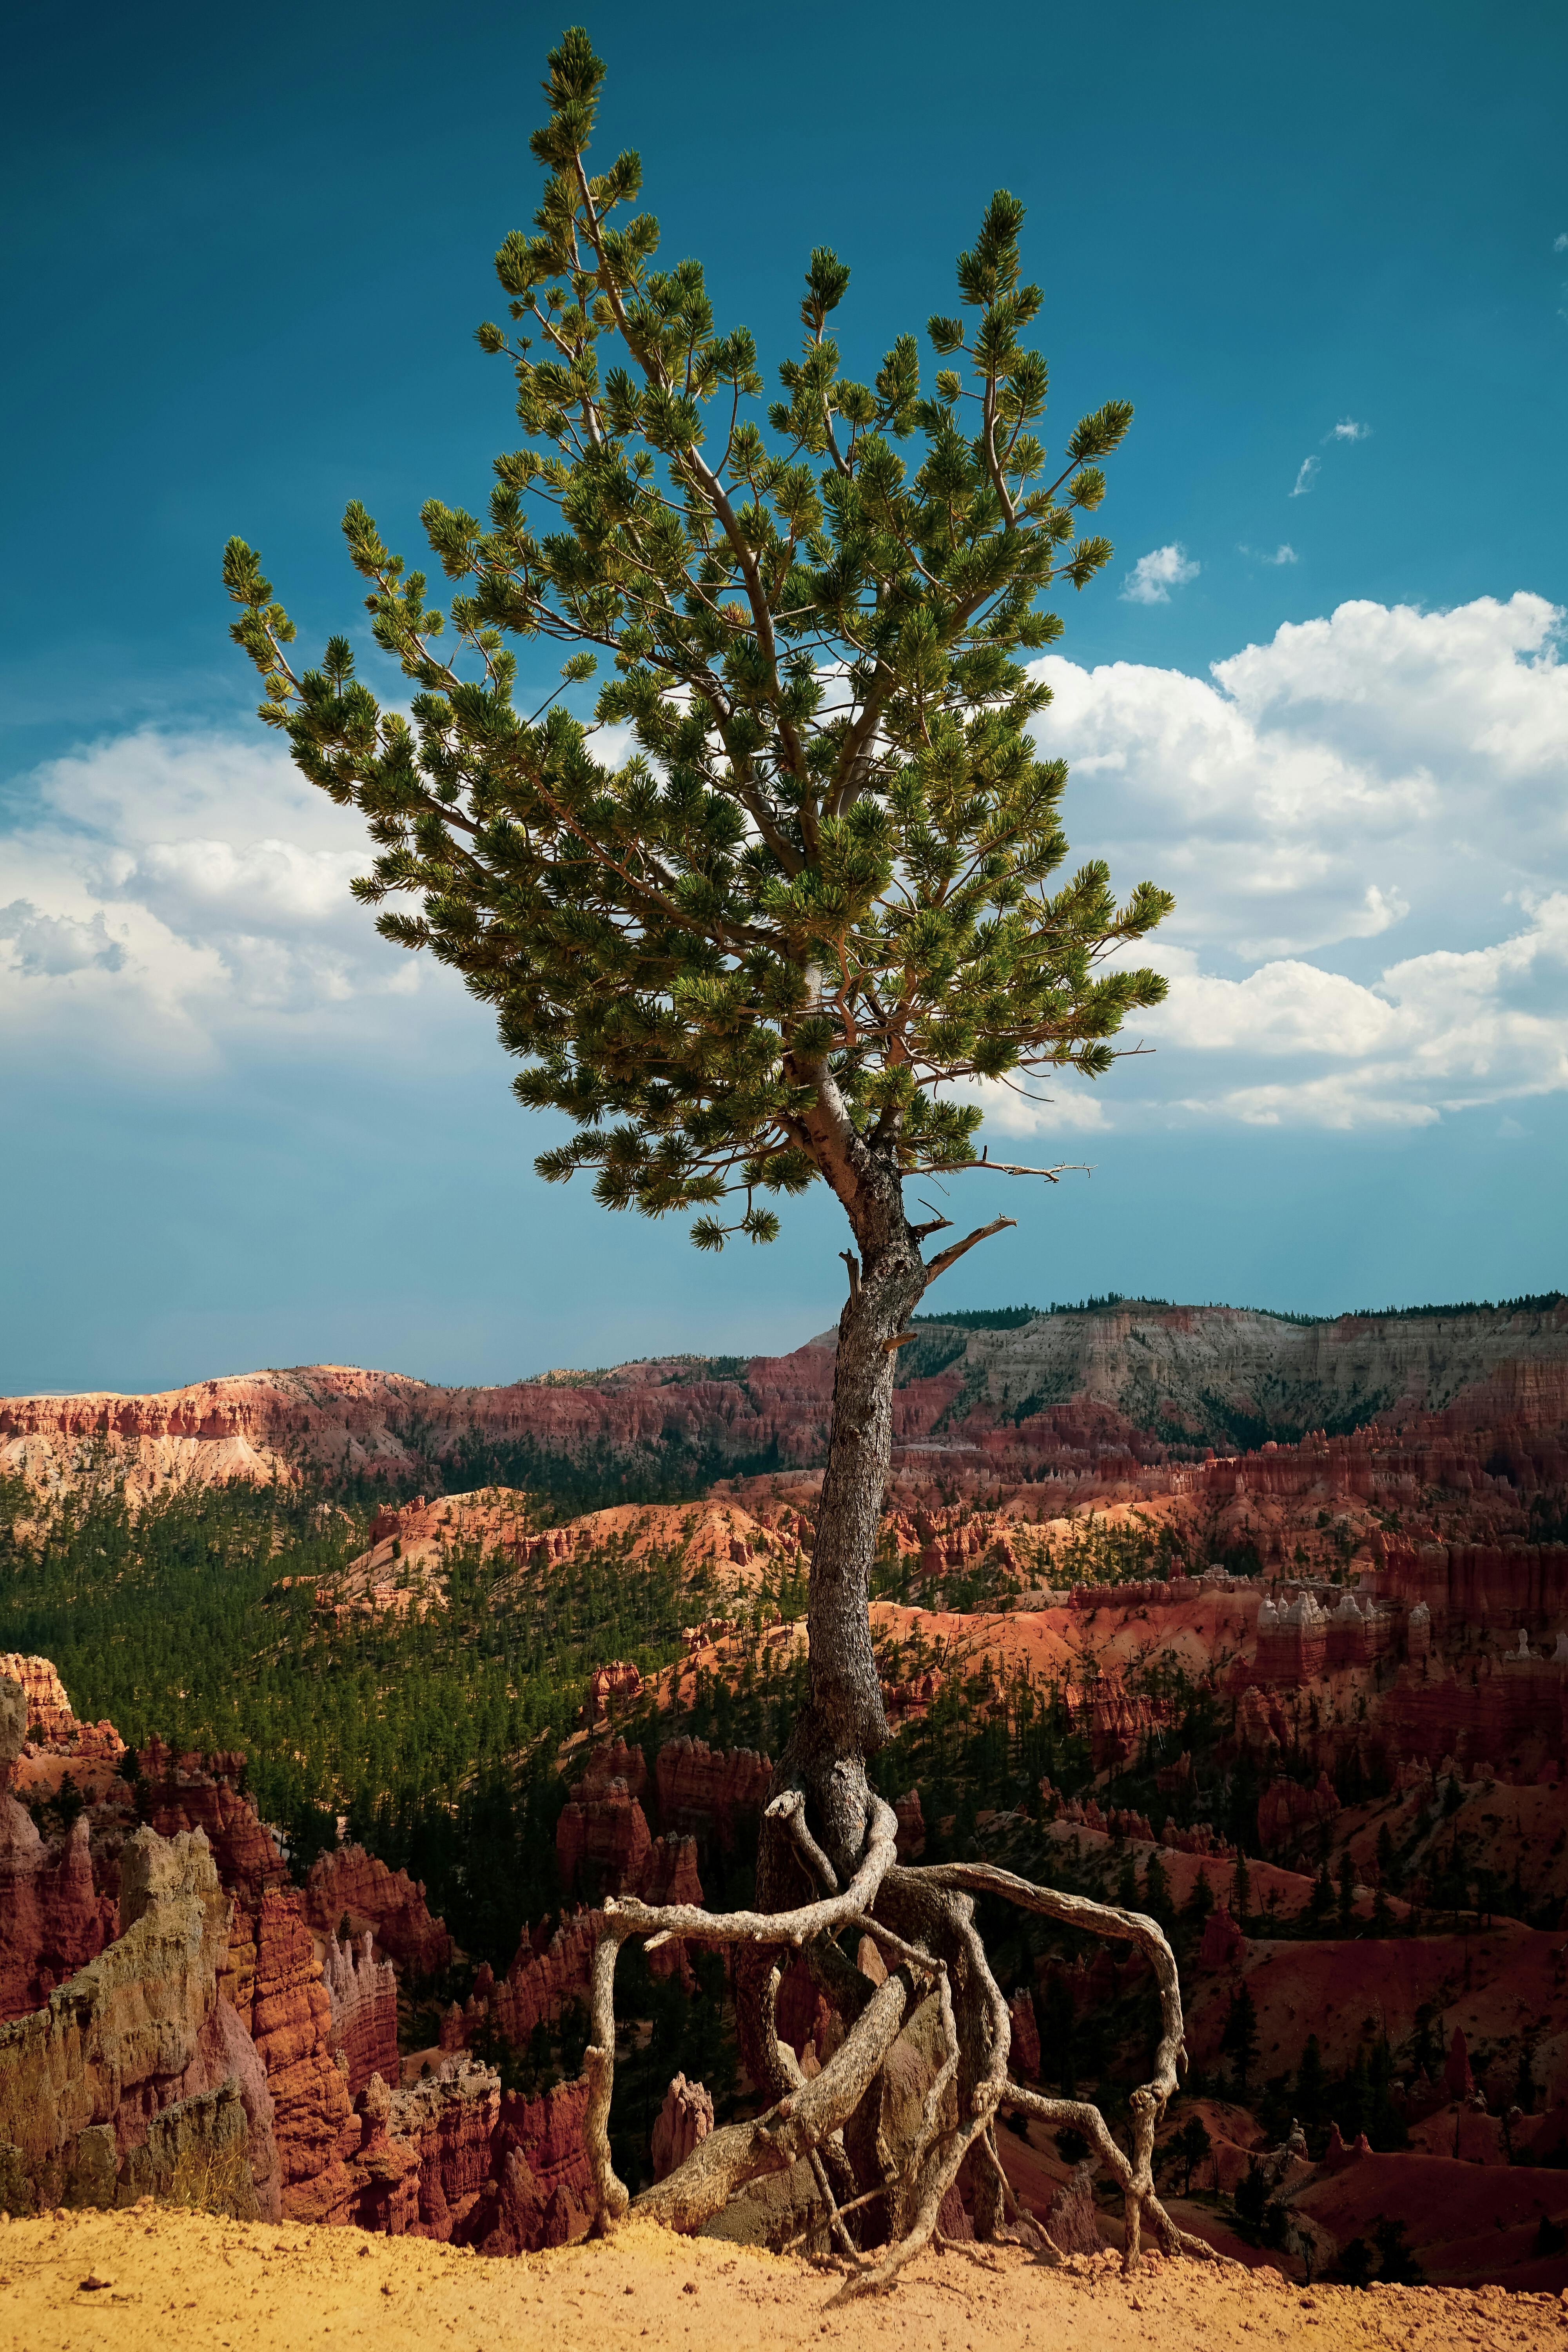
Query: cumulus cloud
[
  {"left": 1240, "top": 543, "right": 1299, "bottom": 565},
  {"left": 1555, "top": 232, "right": 1568, "bottom": 252},
  {"left": 1120, "top": 544, "right": 1200, "bottom": 606},
  {"left": 7, "top": 595, "right": 1568, "bottom": 1144},
  {"left": 0, "top": 728, "right": 457, "bottom": 1070},
  {"left": 1329, "top": 418, "right": 1372, "bottom": 442},
  {"left": 1022, "top": 591, "right": 1568, "bottom": 1132},
  {"left": 0, "top": 900, "right": 125, "bottom": 978},
  {"left": 1289, "top": 456, "right": 1320, "bottom": 498}
]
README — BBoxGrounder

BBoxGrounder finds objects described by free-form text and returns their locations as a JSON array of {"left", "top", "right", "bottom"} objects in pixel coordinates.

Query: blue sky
[{"left": 3, "top": 0, "right": 1566, "bottom": 1394}]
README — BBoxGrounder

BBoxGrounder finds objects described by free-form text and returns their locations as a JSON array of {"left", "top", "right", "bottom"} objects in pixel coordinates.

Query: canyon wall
[{"left": 5, "top": 1296, "right": 1566, "bottom": 1504}]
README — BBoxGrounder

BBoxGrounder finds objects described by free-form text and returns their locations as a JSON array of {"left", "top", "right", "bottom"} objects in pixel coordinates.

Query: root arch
[{"left": 582, "top": 1798, "right": 1212, "bottom": 2294}]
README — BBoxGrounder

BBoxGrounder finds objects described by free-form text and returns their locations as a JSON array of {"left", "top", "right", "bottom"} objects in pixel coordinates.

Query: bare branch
[
  {"left": 921, "top": 1217, "right": 1017, "bottom": 1287},
  {"left": 938, "top": 1150, "right": 1093, "bottom": 1180}
]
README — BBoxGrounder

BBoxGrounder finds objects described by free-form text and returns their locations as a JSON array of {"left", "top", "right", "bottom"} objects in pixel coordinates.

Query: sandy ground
[{"left": 3, "top": 2208, "right": 1564, "bottom": 2352}]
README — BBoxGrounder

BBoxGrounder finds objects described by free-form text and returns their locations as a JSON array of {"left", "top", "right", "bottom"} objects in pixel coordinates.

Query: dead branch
[
  {"left": 938, "top": 1149, "right": 1092, "bottom": 1181},
  {"left": 839, "top": 1249, "right": 860, "bottom": 1300},
  {"left": 808, "top": 2143, "right": 862, "bottom": 2263},
  {"left": 922, "top": 1218, "right": 1017, "bottom": 1287},
  {"left": 831, "top": 1882, "right": 1012, "bottom": 2301}
]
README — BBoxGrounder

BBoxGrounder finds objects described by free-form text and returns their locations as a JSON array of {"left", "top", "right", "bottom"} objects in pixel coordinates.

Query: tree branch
[{"left": 921, "top": 1217, "right": 1017, "bottom": 1287}]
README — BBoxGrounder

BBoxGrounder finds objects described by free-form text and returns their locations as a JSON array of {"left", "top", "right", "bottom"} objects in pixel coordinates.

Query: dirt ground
[{"left": 3, "top": 2207, "right": 1565, "bottom": 2352}]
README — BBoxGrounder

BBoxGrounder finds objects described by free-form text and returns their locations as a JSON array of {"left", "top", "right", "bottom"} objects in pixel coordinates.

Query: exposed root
[
  {"left": 807, "top": 2143, "right": 862, "bottom": 2263},
  {"left": 909, "top": 1859, "right": 1189, "bottom": 2273},
  {"left": 633, "top": 1967, "right": 915, "bottom": 2235},
  {"left": 768, "top": 1788, "right": 840, "bottom": 1895},
  {"left": 607, "top": 1793, "right": 898, "bottom": 1951},
  {"left": 589, "top": 1809, "right": 1196, "bottom": 2291}
]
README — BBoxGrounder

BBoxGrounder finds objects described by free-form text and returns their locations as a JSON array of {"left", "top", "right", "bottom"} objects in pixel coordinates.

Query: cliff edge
[{"left": 0, "top": 2205, "right": 1558, "bottom": 2352}]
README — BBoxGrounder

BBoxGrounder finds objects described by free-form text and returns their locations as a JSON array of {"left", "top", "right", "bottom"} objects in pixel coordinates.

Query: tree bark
[
  {"left": 782, "top": 1147, "right": 926, "bottom": 1875},
  {"left": 735, "top": 1142, "right": 926, "bottom": 2104}
]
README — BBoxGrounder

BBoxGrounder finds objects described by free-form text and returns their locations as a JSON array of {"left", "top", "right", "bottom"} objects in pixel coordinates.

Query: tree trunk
[
  {"left": 734, "top": 1148, "right": 926, "bottom": 2106},
  {"left": 779, "top": 1148, "right": 927, "bottom": 1873}
]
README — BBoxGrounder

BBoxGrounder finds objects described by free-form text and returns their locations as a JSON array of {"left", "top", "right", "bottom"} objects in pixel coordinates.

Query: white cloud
[
  {"left": 1017, "top": 591, "right": 1568, "bottom": 1132},
  {"left": 0, "top": 900, "right": 125, "bottom": 978},
  {"left": 0, "top": 728, "right": 462, "bottom": 1071},
  {"left": 1289, "top": 456, "right": 1319, "bottom": 498},
  {"left": 1329, "top": 418, "right": 1372, "bottom": 442},
  {"left": 1554, "top": 232, "right": 1568, "bottom": 252},
  {"left": 9, "top": 597, "right": 1568, "bottom": 1144},
  {"left": 1120, "top": 544, "right": 1200, "bottom": 606}
]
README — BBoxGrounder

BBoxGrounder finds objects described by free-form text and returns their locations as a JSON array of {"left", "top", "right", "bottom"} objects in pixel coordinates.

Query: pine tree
[
  {"left": 223, "top": 24, "right": 1178, "bottom": 2277},
  {"left": 1223, "top": 1980, "right": 1260, "bottom": 2094},
  {"left": 1337, "top": 1846, "right": 1357, "bottom": 1931},
  {"left": 1309, "top": 1858, "right": 1333, "bottom": 1929},
  {"left": 1230, "top": 1849, "right": 1252, "bottom": 1930},
  {"left": 1175, "top": 2113, "right": 1211, "bottom": 2194}
]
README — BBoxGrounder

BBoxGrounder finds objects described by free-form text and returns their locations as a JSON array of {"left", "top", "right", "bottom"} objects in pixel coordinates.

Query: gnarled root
[{"left": 583, "top": 1805, "right": 1200, "bottom": 2290}]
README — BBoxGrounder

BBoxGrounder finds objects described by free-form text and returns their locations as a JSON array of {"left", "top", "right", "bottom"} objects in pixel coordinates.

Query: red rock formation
[
  {"left": 651, "top": 2072, "right": 713, "bottom": 2180},
  {"left": 1378, "top": 1537, "right": 1568, "bottom": 1633},
  {"left": 639, "top": 1831, "right": 704, "bottom": 1916},
  {"left": 576, "top": 1738, "right": 650, "bottom": 1802},
  {"left": 556, "top": 1786, "right": 651, "bottom": 1899},
  {"left": 587, "top": 1661, "right": 642, "bottom": 1714},
  {"left": 1256, "top": 1772, "right": 1340, "bottom": 1855},
  {"left": 894, "top": 1788, "right": 927, "bottom": 1862},
  {"left": 323, "top": 1932, "right": 400, "bottom": 2099},
  {"left": 1042, "top": 2163, "right": 1103, "bottom": 2255},
  {"left": 0, "top": 1653, "right": 79, "bottom": 1741},
  {"left": 474, "top": 2077, "right": 596, "bottom": 2253},
  {"left": 303, "top": 1844, "right": 454, "bottom": 1978},
  {"left": 389, "top": 2057, "right": 503, "bottom": 2239},
  {"left": 1072, "top": 1679, "right": 1172, "bottom": 1771},
  {"left": 9, "top": 1296, "right": 1564, "bottom": 1518},
  {"left": 345, "top": 2071, "right": 421, "bottom": 2233},
  {"left": 137, "top": 1739, "right": 288, "bottom": 1902},
  {"left": 1231, "top": 1686, "right": 1289, "bottom": 1764},
  {"left": 0, "top": 1811, "right": 117, "bottom": 2023},
  {"left": 555, "top": 1748, "right": 704, "bottom": 1922},
  {"left": 240, "top": 1886, "right": 359, "bottom": 2222},
  {"left": 0, "top": 1668, "right": 116, "bottom": 2024},
  {"left": 1070, "top": 1577, "right": 1201, "bottom": 1611},
  {"left": 0, "top": 1653, "right": 124, "bottom": 1774},
  {"left": 1377, "top": 1656, "right": 1567, "bottom": 1770},
  {"left": 1198, "top": 1905, "right": 1246, "bottom": 1971},
  {"left": 653, "top": 1736, "right": 771, "bottom": 1846},
  {"left": 0, "top": 1826, "right": 279, "bottom": 2218},
  {"left": 1446, "top": 2026, "right": 1475, "bottom": 2101},
  {"left": 490, "top": 1911, "right": 602, "bottom": 2049},
  {"left": 881, "top": 1667, "right": 943, "bottom": 1715}
]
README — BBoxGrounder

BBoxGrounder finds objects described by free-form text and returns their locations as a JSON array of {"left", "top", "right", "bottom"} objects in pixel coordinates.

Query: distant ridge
[{"left": 4, "top": 1295, "right": 1567, "bottom": 1510}]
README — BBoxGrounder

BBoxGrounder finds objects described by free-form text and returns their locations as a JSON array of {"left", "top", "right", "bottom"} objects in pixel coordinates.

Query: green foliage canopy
[{"left": 225, "top": 27, "right": 1171, "bottom": 1249}]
